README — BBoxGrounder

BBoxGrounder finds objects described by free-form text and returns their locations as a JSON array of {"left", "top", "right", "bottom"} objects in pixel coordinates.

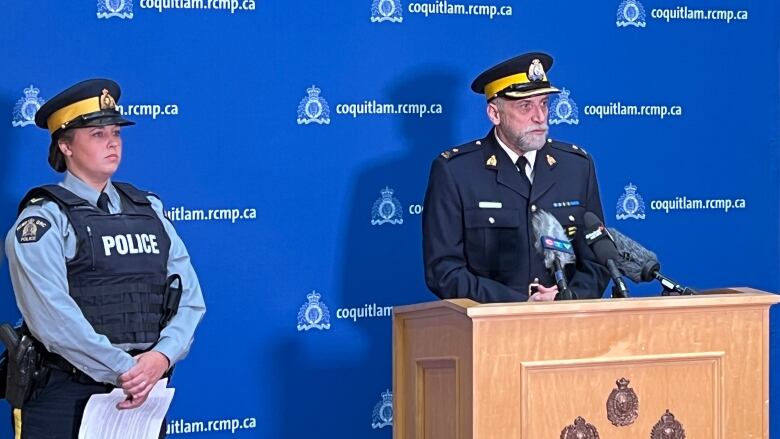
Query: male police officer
[
  {"left": 422, "top": 52, "right": 610, "bottom": 303},
  {"left": 5, "top": 79, "right": 206, "bottom": 438}
]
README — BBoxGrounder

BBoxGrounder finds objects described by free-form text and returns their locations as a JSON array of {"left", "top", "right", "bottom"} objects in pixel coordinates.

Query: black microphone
[
  {"left": 583, "top": 212, "right": 629, "bottom": 298},
  {"left": 531, "top": 210, "right": 576, "bottom": 300},
  {"left": 608, "top": 228, "right": 697, "bottom": 295}
]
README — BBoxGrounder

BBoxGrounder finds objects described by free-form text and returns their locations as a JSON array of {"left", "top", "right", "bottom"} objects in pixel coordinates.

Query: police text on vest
[{"left": 102, "top": 234, "right": 160, "bottom": 256}]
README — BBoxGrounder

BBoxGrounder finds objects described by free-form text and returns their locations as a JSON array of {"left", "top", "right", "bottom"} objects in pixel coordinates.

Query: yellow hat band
[
  {"left": 484, "top": 72, "right": 548, "bottom": 99},
  {"left": 46, "top": 96, "right": 102, "bottom": 134}
]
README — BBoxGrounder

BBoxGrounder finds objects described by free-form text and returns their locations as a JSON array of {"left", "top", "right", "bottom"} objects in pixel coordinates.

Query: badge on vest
[
  {"left": 102, "top": 234, "right": 160, "bottom": 256},
  {"left": 15, "top": 216, "right": 51, "bottom": 244}
]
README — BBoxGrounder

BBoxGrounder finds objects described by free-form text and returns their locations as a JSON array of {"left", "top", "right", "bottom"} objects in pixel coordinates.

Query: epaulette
[
  {"left": 25, "top": 196, "right": 49, "bottom": 207},
  {"left": 439, "top": 141, "right": 483, "bottom": 160},
  {"left": 547, "top": 138, "right": 589, "bottom": 159}
]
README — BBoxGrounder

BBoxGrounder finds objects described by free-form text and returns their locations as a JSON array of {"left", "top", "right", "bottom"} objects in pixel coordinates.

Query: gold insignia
[
  {"left": 486, "top": 154, "right": 497, "bottom": 167},
  {"left": 546, "top": 154, "right": 556, "bottom": 167},
  {"left": 528, "top": 59, "right": 546, "bottom": 82},
  {"left": 100, "top": 89, "right": 117, "bottom": 110},
  {"left": 441, "top": 151, "right": 451, "bottom": 159}
]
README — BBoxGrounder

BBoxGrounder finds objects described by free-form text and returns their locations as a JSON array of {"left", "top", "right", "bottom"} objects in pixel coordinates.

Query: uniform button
[
  {"left": 547, "top": 138, "right": 552, "bottom": 143},
  {"left": 531, "top": 205, "right": 537, "bottom": 212},
  {"left": 572, "top": 145, "right": 579, "bottom": 150},
  {"left": 488, "top": 217, "right": 495, "bottom": 224},
  {"left": 452, "top": 148, "right": 459, "bottom": 153},
  {"left": 476, "top": 140, "right": 482, "bottom": 145},
  {"left": 569, "top": 215, "right": 575, "bottom": 222}
]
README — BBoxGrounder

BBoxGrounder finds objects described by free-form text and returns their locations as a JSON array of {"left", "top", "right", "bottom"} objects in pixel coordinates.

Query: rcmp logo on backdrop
[
  {"left": 12, "top": 85, "right": 46, "bottom": 128},
  {"left": 371, "top": 389, "right": 394, "bottom": 429},
  {"left": 371, "top": 187, "right": 404, "bottom": 226},
  {"left": 97, "top": 0, "right": 134, "bottom": 19},
  {"left": 370, "top": 0, "right": 403, "bottom": 23},
  {"left": 548, "top": 88, "right": 579, "bottom": 125},
  {"left": 296, "top": 291, "right": 331, "bottom": 331},
  {"left": 616, "top": 183, "right": 647, "bottom": 220},
  {"left": 296, "top": 85, "right": 331, "bottom": 125},
  {"left": 616, "top": 0, "right": 647, "bottom": 28}
]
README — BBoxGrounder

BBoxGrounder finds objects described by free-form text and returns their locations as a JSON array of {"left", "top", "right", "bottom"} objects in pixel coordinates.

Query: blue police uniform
[
  {"left": 423, "top": 130, "right": 610, "bottom": 303},
  {"left": 3, "top": 79, "right": 205, "bottom": 438},
  {"left": 5, "top": 172, "right": 206, "bottom": 438},
  {"left": 422, "top": 52, "right": 610, "bottom": 303}
]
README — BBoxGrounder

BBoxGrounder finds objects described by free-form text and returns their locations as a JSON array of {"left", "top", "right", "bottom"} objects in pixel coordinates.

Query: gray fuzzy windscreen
[
  {"left": 608, "top": 227, "right": 658, "bottom": 283},
  {"left": 531, "top": 209, "right": 576, "bottom": 268}
]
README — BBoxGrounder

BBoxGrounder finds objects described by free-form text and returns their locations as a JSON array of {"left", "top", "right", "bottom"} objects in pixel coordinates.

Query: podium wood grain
[{"left": 392, "top": 288, "right": 779, "bottom": 439}]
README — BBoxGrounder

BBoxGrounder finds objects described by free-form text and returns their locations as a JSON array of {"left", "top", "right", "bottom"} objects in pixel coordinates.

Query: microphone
[
  {"left": 583, "top": 212, "right": 630, "bottom": 298},
  {"left": 531, "top": 210, "right": 576, "bottom": 300},
  {"left": 607, "top": 228, "right": 697, "bottom": 295}
]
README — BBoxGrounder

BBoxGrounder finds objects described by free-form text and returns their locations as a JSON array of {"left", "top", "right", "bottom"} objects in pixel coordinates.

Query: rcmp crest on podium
[
  {"left": 371, "top": 187, "right": 404, "bottom": 226},
  {"left": 616, "top": 183, "right": 646, "bottom": 220},
  {"left": 606, "top": 378, "right": 639, "bottom": 426},
  {"left": 12, "top": 85, "right": 46, "bottom": 128},
  {"left": 97, "top": 0, "right": 134, "bottom": 19},
  {"left": 371, "top": 389, "right": 394, "bottom": 429},
  {"left": 296, "top": 291, "right": 331, "bottom": 331},
  {"left": 616, "top": 0, "right": 647, "bottom": 28},
  {"left": 370, "top": 0, "right": 403, "bottom": 23},
  {"left": 296, "top": 85, "right": 331, "bottom": 125},
  {"left": 548, "top": 88, "right": 579, "bottom": 125}
]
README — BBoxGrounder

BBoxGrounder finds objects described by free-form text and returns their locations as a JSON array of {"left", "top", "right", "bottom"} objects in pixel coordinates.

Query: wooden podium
[{"left": 392, "top": 288, "right": 780, "bottom": 438}]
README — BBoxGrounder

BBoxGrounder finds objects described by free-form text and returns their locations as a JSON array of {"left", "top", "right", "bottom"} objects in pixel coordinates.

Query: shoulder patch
[
  {"left": 439, "top": 142, "right": 482, "bottom": 160},
  {"left": 15, "top": 216, "right": 52, "bottom": 244}
]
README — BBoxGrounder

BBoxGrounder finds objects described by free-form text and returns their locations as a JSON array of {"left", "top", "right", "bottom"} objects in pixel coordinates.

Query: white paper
[{"left": 78, "top": 378, "right": 174, "bottom": 439}]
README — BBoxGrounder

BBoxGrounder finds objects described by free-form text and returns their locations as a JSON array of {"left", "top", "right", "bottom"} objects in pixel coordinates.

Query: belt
[{"left": 42, "top": 349, "right": 148, "bottom": 385}]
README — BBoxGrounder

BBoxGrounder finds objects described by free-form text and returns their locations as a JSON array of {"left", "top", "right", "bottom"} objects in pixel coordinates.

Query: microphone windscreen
[
  {"left": 582, "top": 211, "right": 619, "bottom": 266},
  {"left": 532, "top": 209, "right": 575, "bottom": 268},
  {"left": 608, "top": 228, "right": 659, "bottom": 283}
]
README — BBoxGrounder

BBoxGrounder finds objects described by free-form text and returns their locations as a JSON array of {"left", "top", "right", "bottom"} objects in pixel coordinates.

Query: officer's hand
[
  {"left": 529, "top": 284, "right": 558, "bottom": 302},
  {"left": 116, "top": 351, "right": 170, "bottom": 410}
]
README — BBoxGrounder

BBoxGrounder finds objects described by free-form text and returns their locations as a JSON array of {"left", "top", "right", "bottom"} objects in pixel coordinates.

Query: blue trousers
[{"left": 16, "top": 368, "right": 166, "bottom": 439}]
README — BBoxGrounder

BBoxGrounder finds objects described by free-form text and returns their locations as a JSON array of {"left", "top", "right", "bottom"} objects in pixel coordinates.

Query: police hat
[
  {"left": 34, "top": 79, "right": 135, "bottom": 173},
  {"left": 471, "top": 52, "right": 560, "bottom": 101}
]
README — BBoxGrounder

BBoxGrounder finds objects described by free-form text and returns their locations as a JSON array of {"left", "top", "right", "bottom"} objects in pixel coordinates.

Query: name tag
[{"left": 478, "top": 202, "right": 502, "bottom": 209}]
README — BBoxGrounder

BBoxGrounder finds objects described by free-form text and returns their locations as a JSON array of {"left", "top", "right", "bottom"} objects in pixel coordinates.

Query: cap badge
[
  {"left": 528, "top": 59, "right": 546, "bottom": 82},
  {"left": 100, "top": 89, "right": 117, "bottom": 110}
]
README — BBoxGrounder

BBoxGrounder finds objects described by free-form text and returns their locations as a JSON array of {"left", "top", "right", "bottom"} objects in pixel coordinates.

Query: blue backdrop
[{"left": 1, "top": 0, "right": 778, "bottom": 436}]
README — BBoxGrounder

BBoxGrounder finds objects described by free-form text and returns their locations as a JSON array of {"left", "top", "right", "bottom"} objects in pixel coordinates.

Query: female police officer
[{"left": 5, "top": 79, "right": 206, "bottom": 438}]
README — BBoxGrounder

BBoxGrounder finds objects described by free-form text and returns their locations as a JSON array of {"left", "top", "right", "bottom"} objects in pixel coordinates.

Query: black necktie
[
  {"left": 516, "top": 156, "right": 530, "bottom": 182},
  {"left": 97, "top": 192, "right": 110, "bottom": 213}
]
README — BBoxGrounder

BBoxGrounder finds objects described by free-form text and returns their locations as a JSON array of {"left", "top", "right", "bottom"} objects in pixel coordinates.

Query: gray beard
[{"left": 517, "top": 131, "right": 547, "bottom": 152}]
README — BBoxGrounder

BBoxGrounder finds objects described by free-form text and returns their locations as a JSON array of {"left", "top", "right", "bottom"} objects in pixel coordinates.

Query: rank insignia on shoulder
[
  {"left": 486, "top": 154, "right": 497, "bottom": 167},
  {"left": 441, "top": 147, "right": 465, "bottom": 160},
  {"left": 572, "top": 144, "right": 587, "bottom": 155},
  {"left": 15, "top": 216, "right": 51, "bottom": 244}
]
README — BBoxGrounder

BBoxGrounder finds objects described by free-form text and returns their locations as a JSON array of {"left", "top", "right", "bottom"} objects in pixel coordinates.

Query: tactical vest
[{"left": 19, "top": 182, "right": 171, "bottom": 345}]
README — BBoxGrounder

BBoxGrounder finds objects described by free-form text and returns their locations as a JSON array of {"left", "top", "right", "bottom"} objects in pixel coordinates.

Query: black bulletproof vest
[{"left": 19, "top": 182, "right": 171, "bottom": 345}]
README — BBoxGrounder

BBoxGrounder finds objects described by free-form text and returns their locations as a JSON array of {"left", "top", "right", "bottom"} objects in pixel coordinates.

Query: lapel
[
  {"left": 483, "top": 129, "right": 530, "bottom": 199},
  {"left": 530, "top": 143, "right": 557, "bottom": 204}
]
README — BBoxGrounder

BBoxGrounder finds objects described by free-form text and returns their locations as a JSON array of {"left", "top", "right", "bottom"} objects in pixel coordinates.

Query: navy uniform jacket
[{"left": 422, "top": 129, "right": 610, "bottom": 303}]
